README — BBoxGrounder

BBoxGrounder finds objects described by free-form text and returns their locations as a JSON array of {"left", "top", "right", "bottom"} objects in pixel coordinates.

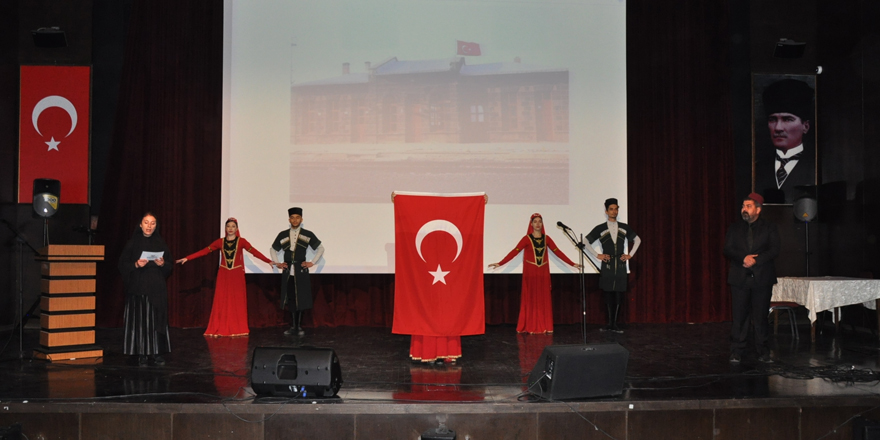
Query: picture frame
[{"left": 751, "top": 74, "right": 817, "bottom": 205}]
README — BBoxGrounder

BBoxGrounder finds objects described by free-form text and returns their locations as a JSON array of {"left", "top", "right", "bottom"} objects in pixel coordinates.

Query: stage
[{"left": 1, "top": 320, "right": 880, "bottom": 439}]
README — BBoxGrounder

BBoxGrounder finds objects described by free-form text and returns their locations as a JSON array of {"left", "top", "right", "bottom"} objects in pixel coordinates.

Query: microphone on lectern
[{"left": 557, "top": 221, "right": 571, "bottom": 230}]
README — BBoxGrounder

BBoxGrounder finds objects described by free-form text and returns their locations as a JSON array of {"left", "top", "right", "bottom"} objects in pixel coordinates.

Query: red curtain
[
  {"left": 96, "top": 0, "right": 735, "bottom": 328},
  {"left": 95, "top": 0, "right": 224, "bottom": 327},
  {"left": 626, "top": 0, "right": 736, "bottom": 323}
]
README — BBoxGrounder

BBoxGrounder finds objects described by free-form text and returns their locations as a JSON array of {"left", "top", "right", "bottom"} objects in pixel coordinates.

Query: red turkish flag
[
  {"left": 457, "top": 40, "right": 482, "bottom": 56},
  {"left": 392, "top": 192, "right": 485, "bottom": 336},
  {"left": 19, "top": 66, "right": 91, "bottom": 204}
]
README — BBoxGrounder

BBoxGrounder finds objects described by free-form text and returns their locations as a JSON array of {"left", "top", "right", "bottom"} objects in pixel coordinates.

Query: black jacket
[
  {"left": 723, "top": 216, "right": 780, "bottom": 287},
  {"left": 271, "top": 228, "right": 321, "bottom": 310}
]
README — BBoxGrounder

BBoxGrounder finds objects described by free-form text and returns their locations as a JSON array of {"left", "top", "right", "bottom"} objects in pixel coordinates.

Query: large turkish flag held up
[
  {"left": 392, "top": 192, "right": 485, "bottom": 337},
  {"left": 19, "top": 66, "right": 91, "bottom": 204}
]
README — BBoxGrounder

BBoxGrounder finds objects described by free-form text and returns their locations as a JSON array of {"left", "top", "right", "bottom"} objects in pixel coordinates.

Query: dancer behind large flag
[{"left": 392, "top": 192, "right": 486, "bottom": 364}]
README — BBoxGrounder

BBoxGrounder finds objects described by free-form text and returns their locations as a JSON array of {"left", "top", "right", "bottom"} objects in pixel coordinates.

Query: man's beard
[{"left": 741, "top": 211, "right": 750, "bottom": 221}]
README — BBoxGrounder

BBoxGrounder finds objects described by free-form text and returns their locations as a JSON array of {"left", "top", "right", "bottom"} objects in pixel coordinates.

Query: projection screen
[{"left": 222, "top": 0, "right": 627, "bottom": 274}]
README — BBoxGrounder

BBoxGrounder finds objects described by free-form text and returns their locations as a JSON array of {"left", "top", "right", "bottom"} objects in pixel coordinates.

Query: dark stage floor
[{"left": 1, "top": 320, "right": 880, "bottom": 406}]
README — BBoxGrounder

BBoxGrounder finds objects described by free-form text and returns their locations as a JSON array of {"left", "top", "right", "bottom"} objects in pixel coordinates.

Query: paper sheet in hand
[{"left": 140, "top": 251, "right": 164, "bottom": 261}]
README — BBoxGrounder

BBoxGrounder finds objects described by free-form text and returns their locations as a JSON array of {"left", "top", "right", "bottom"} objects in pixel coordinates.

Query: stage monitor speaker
[
  {"left": 251, "top": 346, "right": 342, "bottom": 397},
  {"left": 0, "top": 423, "right": 22, "bottom": 440},
  {"left": 854, "top": 417, "right": 880, "bottom": 440},
  {"left": 33, "top": 178, "right": 60, "bottom": 218},
  {"left": 527, "top": 343, "right": 628, "bottom": 400}
]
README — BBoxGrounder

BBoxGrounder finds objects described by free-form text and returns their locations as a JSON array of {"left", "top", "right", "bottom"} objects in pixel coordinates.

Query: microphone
[{"left": 557, "top": 221, "right": 571, "bottom": 230}]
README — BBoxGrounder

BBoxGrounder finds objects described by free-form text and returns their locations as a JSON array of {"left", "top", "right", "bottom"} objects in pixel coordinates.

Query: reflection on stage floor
[{"left": 1, "top": 321, "right": 878, "bottom": 405}]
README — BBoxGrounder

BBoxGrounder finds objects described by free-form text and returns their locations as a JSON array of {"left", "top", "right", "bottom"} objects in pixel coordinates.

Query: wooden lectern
[{"left": 34, "top": 245, "right": 104, "bottom": 362}]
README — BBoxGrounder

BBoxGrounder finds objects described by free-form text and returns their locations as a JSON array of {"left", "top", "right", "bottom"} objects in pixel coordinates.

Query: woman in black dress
[{"left": 118, "top": 212, "right": 174, "bottom": 366}]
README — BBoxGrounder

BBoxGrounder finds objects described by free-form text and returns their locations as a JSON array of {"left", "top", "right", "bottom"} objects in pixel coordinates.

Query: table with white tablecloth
[{"left": 771, "top": 277, "right": 880, "bottom": 341}]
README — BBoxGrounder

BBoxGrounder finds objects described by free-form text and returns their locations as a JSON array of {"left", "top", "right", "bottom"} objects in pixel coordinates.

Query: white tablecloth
[{"left": 771, "top": 277, "right": 880, "bottom": 324}]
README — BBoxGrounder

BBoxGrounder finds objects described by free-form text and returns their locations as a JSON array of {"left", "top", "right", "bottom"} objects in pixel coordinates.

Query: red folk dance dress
[
  {"left": 497, "top": 234, "right": 576, "bottom": 334},
  {"left": 183, "top": 237, "right": 272, "bottom": 337},
  {"left": 410, "top": 335, "right": 462, "bottom": 363}
]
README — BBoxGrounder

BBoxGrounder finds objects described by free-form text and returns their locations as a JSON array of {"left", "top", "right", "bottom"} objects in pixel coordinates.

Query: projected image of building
[{"left": 290, "top": 57, "right": 569, "bottom": 145}]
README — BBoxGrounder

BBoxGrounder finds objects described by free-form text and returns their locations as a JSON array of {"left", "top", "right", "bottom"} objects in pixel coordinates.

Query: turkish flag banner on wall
[
  {"left": 19, "top": 66, "right": 91, "bottom": 204},
  {"left": 392, "top": 192, "right": 485, "bottom": 336}
]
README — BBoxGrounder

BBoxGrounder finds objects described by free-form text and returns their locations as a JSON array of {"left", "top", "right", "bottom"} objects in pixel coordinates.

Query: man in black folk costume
[
  {"left": 585, "top": 198, "right": 641, "bottom": 333},
  {"left": 270, "top": 207, "right": 325, "bottom": 336}
]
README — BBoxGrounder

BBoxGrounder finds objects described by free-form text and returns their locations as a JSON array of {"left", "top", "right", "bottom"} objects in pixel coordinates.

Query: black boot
[
  {"left": 283, "top": 309, "right": 298, "bottom": 335},
  {"left": 610, "top": 304, "right": 623, "bottom": 334},
  {"left": 295, "top": 311, "right": 305, "bottom": 336},
  {"left": 601, "top": 302, "right": 614, "bottom": 332},
  {"left": 611, "top": 292, "right": 625, "bottom": 333}
]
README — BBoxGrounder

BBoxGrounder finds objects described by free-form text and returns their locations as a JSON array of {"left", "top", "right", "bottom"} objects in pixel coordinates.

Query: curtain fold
[
  {"left": 626, "top": 0, "right": 736, "bottom": 323},
  {"left": 96, "top": 0, "right": 224, "bottom": 327}
]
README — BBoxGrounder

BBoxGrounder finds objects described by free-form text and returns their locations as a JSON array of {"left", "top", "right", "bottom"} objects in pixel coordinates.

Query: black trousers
[{"left": 729, "top": 280, "right": 773, "bottom": 356}]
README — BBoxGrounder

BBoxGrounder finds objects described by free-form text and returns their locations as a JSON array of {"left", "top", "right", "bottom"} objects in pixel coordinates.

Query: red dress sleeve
[
  {"left": 239, "top": 237, "right": 273, "bottom": 264},
  {"left": 184, "top": 237, "right": 224, "bottom": 261},
  {"left": 546, "top": 235, "right": 577, "bottom": 266},
  {"left": 497, "top": 236, "right": 531, "bottom": 266}
]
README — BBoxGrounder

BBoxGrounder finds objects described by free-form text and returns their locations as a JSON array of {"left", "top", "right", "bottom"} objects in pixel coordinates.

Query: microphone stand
[
  {"left": 73, "top": 225, "right": 98, "bottom": 245},
  {"left": 577, "top": 234, "right": 586, "bottom": 344},
  {"left": 804, "top": 221, "right": 810, "bottom": 277},
  {"left": 558, "top": 225, "right": 600, "bottom": 345},
  {"left": 2, "top": 219, "right": 42, "bottom": 360}
]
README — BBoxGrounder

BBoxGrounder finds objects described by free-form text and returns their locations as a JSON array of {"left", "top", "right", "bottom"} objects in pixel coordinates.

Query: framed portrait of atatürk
[{"left": 752, "top": 74, "right": 817, "bottom": 205}]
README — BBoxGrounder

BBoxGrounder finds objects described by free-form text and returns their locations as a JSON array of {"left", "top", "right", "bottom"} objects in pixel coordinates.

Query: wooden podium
[{"left": 34, "top": 245, "right": 104, "bottom": 362}]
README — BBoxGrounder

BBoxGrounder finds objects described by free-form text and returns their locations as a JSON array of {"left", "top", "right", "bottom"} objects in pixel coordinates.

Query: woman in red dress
[
  {"left": 176, "top": 218, "right": 274, "bottom": 337},
  {"left": 489, "top": 213, "right": 580, "bottom": 334}
]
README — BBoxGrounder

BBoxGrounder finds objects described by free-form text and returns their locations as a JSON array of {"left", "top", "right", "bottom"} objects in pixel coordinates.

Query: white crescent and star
[
  {"left": 415, "top": 219, "right": 463, "bottom": 285},
  {"left": 32, "top": 95, "right": 78, "bottom": 152}
]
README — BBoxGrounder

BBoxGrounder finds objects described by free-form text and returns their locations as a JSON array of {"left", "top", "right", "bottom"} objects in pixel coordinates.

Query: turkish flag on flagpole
[
  {"left": 19, "top": 66, "right": 91, "bottom": 204},
  {"left": 457, "top": 40, "right": 482, "bottom": 56},
  {"left": 392, "top": 192, "right": 485, "bottom": 337}
]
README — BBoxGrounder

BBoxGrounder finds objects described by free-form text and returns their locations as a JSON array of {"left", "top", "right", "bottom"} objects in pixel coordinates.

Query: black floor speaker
[
  {"left": 527, "top": 343, "right": 628, "bottom": 400},
  {"left": 251, "top": 346, "right": 342, "bottom": 397},
  {"left": 854, "top": 417, "right": 880, "bottom": 440},
  {"left": 0, "top": 423, "right": 22, "bottom": 440}
]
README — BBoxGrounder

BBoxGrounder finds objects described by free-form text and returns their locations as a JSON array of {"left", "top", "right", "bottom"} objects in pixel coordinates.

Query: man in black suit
[
  {"left": 723, "top": 192, "right": 780, "bottom": 364},
  {"left": 754, "top": 78, "right": 815, "bottom": 204}
]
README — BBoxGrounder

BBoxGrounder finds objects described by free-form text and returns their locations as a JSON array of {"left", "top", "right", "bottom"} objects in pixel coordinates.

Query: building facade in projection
[{"left": 291, "top": 57, "right": 569, "bottom": 145}]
